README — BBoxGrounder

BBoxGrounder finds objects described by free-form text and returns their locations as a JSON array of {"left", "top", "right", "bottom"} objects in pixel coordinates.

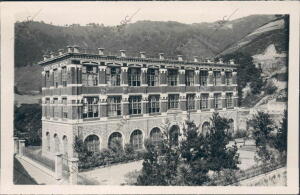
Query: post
[
  {"left": 69, "top": 157, "right": 79, "bottom": 185},
  {"left": 55, "top": 153, "right": 63, "bottom": 180},
  {"left": 18, "top": 139, "right": 25, "bottom": 156},
  {"left": 14, "top": 137, "right": 19, "bottom": 154}
]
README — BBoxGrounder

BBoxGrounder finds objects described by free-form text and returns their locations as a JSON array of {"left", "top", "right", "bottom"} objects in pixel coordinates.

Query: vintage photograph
[{"left": 3, "top": 1, "right": 297, "bottom": 191}]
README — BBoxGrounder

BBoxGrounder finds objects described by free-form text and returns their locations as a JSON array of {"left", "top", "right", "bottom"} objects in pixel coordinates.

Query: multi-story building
[{"left": 39, "top": 46, "right": 239, "bottom": 160}]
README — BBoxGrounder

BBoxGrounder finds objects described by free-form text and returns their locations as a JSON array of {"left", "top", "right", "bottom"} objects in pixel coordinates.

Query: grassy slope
[{"left": 13, "top": 156, "right": 38, "bottom": 185}]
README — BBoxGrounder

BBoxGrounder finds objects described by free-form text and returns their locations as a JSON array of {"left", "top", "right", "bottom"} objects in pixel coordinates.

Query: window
[
  {"left": 62, "top": 98, "right": 68, "bottom": 119},
  {"left": 129, "top": 96, "right": 142, "bottom": 115},
  {"left": 186, "top": 94, "right": 196, "bottom": 110},
  {"left": 226, "top": 93, "right": 233, "bottom": 108},
  {"left": 185, "top": 70, "right": 194, "bottom": 86},
  {"left": 168, "top": 94, "right": 179, "bottom": 109},
  {"left": 84, "top": 135, "right": 100, "bottom": 153},
  {"left": 148, "top": 95, "right": 160, "bottom": 113},
  {"left": 213, "top": 93, "right": 221, "bottom": 109},
  {"left": 213, "top": 71, "right": 221, "bottom": 86},
  {"left": 61, "top": 67, "right": 67, "bottom": 87},
  {"left": 82, "top": 65, "right": 98, "bottom": 86},
  {"left": 147, "top": 68, "right": 159, "bottom": 86},
  {"left": 53, "top": 98, "right": 59, "bottom": 119},
  {"left": 46, "top": 132, "right": 50, "bottom": 151},
  {"left": 169, "top": 125, "right": 179, "bottom": 146},
  {"left": 45, "top": 98, "right": 50, "bottom": 118},
  {"left": 200, "top": 70, "right": 208, "bottom": 86},
  {"left": 168, "top": 69, "right": 178, "bottom": 86},
  {"left": 107, "top": 96, "right": 122, "bottom": 117},
  {"left": 150, "top": 128, "right": 162, "bottom": 145},
  {"left": 53, "top": 69, "right": 59, "bottom": 88},
  {"left": 130, "top": 130, "right": 143, "bottom": 150},
  {"left": 128, "top": 68, "right": 141, "bottom": 86},
  {"left": 202, "top": 122, "right": 210, "bottom": 135},
  {"left": 225, "top": 72, "right": 232, "bottom": 85},
  {"left": 83, "top": 97, "right": 99, "bottom": 118},
  {"left": 106, "top": 67, "right": 121, "bottom": 86},
  {"left": 108, "top": 132, "right": 123, "bottom": 151},
  {"left": 200, "top": 94, "right": 209, "bottom": 109}
]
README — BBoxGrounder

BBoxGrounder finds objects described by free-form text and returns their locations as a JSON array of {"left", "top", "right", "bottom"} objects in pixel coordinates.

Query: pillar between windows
[
  {"left": 232, "top": 72, "right": 237, "bottom": 86},
  {"left": 221, "top": 71, "right": 225, "bottom": 86},
  {"left": 194, "top": 70, "right": 200, "bottom": 86},
  {"left": 159, "top": 68, "right": 167, "bottom": 86},
  {"left": 233, "top": 91, "right": 238, "bottom": 108},
  {"left": 121, "top": 67, "right": 128, "bottom": 86},
  {"left": 221, "top": 92, "right": 226, "bottom": 110},
  {"left": 49, "top": 69, "right": 54, "bottom": 87},
  {"left": 98, "top": 66, "right": 107, "bottom": 86},
  {"left": 209, "top": 92, "right": 214, "bottom": 112},
  {"left": 141, "top": 67, "right": 148, "bottom": 87},
  {"left": 196, "top": 93, "right": 201, "bottom": 112},
  {"left": 160, "top": 94, "right": 168, "bottom": 114},
  {"left": 178, "top": 69, "right": 185, "bottom": 86},
  {"left": 208, "top": 71, "right": 213, "bottom": 86}
]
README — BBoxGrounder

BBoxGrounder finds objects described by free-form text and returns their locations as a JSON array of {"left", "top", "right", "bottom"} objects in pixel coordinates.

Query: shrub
[
  {"left": 233, "top": 129, "right": 248, "bottom": 139},
  {"left": 264, "top": 80, "right": 277, "bottom": 95}
]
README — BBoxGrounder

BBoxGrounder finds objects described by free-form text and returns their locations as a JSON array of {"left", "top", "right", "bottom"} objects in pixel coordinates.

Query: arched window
[
  {"left": 150, "top": 128, "right": 163, "bottom": 145},
  {"left": 108, "top": 132, "right": 123, "bottom": 151},
  {"left": 169, "top": 125, "right": 180, "bottom": 146},
  {"left": 84, "top": 135, "right": 100, "bottom": 153},
  {"left": 130, "top": 130, "right": 143, "bottom": 150},
  {"left": 62, "top": 135, "right": 68, "bottom": 157},
  {"left": 202, "top": 122, "right": 210, "bottom": 136},
  {"left": 54, "top": 134, "right": 60, "bottom": 153},
  {"left": 46, "top": 132, "right": 50, "bottom": 151}
]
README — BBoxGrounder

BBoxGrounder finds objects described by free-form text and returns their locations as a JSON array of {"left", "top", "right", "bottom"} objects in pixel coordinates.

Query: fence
[{"left": 23, "top": 146, "right": 55, "bottom": 171}]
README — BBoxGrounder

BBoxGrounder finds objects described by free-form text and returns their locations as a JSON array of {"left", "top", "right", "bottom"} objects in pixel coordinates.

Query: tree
[
  {"left": 274, "top": 110, "right": 287, "bottom": 163},
  {"left": 250, "top": 111, "right": 276, "bottom": 164},
  {"left": 178, "top": 119, "right": 210, "bottom": 185},
  {"left": 206, "top": 112, "right": 240, "bottom": 172}
]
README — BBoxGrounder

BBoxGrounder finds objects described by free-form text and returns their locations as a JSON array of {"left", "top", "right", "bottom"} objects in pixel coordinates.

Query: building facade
[{"left": 39, "top": 46, "right": 239, "bottom": 160}]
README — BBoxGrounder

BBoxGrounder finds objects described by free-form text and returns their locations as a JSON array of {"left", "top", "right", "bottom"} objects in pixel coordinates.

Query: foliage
[
  {"left": 221, "top": 52, "right": 263, "bottom": 106},
  {"left": 14, "top": 104, "right": 42, "bottom": 146},
  {"left": 178, "top": 120, "right": 210, "bottom": 185},
  {"left": 264, "top": 80, "right": 278, "bottom": 95},
  {"left": 274, "top": 110, "right": 287, "bottom": 162},
  {"left": 232, "top": 129, "right": 248, "bottom": 139},
  {"left": 250, "top": 112, "right": 276, "bottom": 164},
  {"left": 205, "top": 112, "right": 240, "bottom": 172}
]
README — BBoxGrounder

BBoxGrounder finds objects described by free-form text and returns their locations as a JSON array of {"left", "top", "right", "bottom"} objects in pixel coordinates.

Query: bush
[
  {"left": 264, "top": 80, "right": 277, "bottom": 95},
  {"left": 233, "top": 129, "right": 248, "bottom": 139}
]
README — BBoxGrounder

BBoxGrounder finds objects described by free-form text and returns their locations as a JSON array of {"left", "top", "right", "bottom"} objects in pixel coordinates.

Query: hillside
[{"left": 15, "top": 15, "right": 277, "bottom": 94}]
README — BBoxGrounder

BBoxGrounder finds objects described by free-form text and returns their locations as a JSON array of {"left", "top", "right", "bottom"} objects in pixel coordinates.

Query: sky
[{"left": 9, "top": 2, "right": 281, "bottom": 26}]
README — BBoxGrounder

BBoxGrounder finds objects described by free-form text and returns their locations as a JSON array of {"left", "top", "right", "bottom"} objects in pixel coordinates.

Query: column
[
  {"left": 141, "top": 68, "right": 148, "bottom": 87},
  {"left": 208, "top": 70, "right": 214, "bottom": 86},
  {"left": 50, "top": 69, "right": 54, "bottom": 87},
  {"left": 180, "top": 93, "right": 187, "bottom": 112},
  {"left": 121, "top": 67, "right": 128, "bottom": 86},
  {"left": 42, "top": 71, "right": 46, "bottom": 88},
  {"left": 142, "top": 94, "right": 148, "bottom": 116},
  {"left": 159, "top": 69, "right": 167, "bottom": 86},
  {"left": 122, "top": 95, "right": 129, "bottom": 116},
  {"left": 18, "top": 139, "right": 25, "bottom": 156},
  {"left": 99, "top": 94, "right": 107, "bottom": 120},
  {"left": 232, "top": 71, "right": 237, "bottom": 86},
  {"left": 50, "top": 97, "right": 54, "bottom": 119},
  {"left": 196, "top": 93, "right": 201, "bottom": 112},
  {"left": 233, "top": 91, "right": 238, "bottom": 108},
  {"left": 160, "top": 94, "right": 168, "bottom": 115},
  {"left": 98, "top": 66, "right": 107, "bottom": 86},
  {"left": 58, "top": 97, "right": 63, "bottom": 119},
  {"left": 221, "top": 92, "right": 226, "bottom": 110},
  {"left": 57, "top": 67, "right": 62, "bottom": 87},
  {"left": 55, "top": 153, "right": 63, "bottom": 180},
  {"left": 221, "top": 71, "right": 225, "bottom": 86},
  {"left": 14, "top": 137, "right": 19, "bottom": 154},
  {"left": 178, "top": 69, "right": 185, "bottom": 86},
  {"left": 194, "top": 70, "right": 200, "bottom": 86},
  {"left": 69, "top": 157, "right": 79, "bottom": 185},
  {"left": 42, "top": 97, "right": 46, "bottom": 119},
  {"left": 209, "top": 92, "right": 214, "bottom": 112}
]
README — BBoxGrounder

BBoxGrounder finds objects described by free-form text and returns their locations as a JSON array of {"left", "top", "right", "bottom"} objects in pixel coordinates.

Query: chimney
[
  {"left": 218, "top": 58, "right": 224, "bottom": 64},
  {"left": 159, "top": 53, "right": 164, "bottom": 60},
  {"left": 207, "top": 58, "right": 212, "bottom": 63},
  {"left": 98, "top": 48, "right": 104, "bottom": 55},
  {"left": 177, "top": 55, "right": 183, "bottom": 61},
  {"left": 50, "top": 52, "right": 55, "bottom": 58},
  {"left": 73, "top": 45, "right": 80, "bottom": 53},
  {"left": 193, "top": 56, "right": 198, "bottom": 62},
  {"left": 58, "top": 49, "right": 64, "bottom": 55},
  {"left": 140, "top": 52, "right": 146, "bottom": 59},
  {"left": 120, "top": 50, "right": 126, "bottom": 57},
  {"left": 43, "top": 54, "right": 49, "bottom": 61},
  {"left": 67, "top": 46, "right": 73, "bottom": 53},
  {"left": 229, "top": 59, "right": 235, "bottom": 65}
]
